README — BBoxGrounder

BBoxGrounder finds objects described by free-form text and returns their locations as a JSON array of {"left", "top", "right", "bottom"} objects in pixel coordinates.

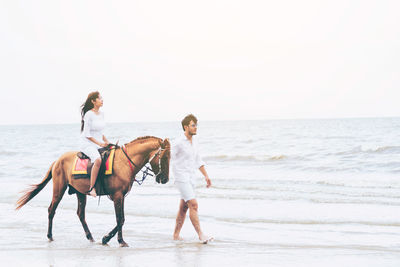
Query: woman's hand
[
  {"left": 103, "top": 135, "right": 110, "bottom": 146},
  {"left": 87, "top": 137, "right": 107, "bottom": 148},
  {"left": 101, "top": 142, "right": 109, "bottom": 148}
]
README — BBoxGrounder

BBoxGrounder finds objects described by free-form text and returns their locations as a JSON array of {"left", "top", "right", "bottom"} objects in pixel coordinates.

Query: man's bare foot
[
  {"left": 173, "top": 236, "right": 184, "bottom": 241},
  {"left": 199, "top": 234, "right": 214, "bottom": 244}
]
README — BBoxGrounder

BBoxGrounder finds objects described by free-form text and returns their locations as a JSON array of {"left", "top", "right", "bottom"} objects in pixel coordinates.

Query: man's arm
[{"left": 199, "top": 165, "right": 211, "bottom": 188}]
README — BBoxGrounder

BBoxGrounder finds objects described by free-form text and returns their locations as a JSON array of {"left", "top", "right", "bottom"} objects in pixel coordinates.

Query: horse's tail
[{"left": 16, "top": 161, "right": 55, "bottom": 210}]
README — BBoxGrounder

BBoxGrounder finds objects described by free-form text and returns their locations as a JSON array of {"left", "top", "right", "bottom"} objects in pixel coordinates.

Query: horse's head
[{"left": 149, "top": 138, "right": 170, "bottom": 184}]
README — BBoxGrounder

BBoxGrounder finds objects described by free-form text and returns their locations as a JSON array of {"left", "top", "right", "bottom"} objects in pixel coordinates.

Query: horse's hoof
[
  {"left": 102, "top": 236, "right": 109, "bottom": 245},
  {"left": 87, "top": 234, "right": 95, "bottom": 242},
  {"left": 47, "top": 235, "right": 53, "bottom": 242},
  {"left": 119, "top": 242, "right": 129, "bottom": 247}
]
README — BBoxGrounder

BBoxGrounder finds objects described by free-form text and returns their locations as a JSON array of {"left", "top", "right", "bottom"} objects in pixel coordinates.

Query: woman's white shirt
[{"left": 80, "top": 110, "right": 106, "bottom": 148}]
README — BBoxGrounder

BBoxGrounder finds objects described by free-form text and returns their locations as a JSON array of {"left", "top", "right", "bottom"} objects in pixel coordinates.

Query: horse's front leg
[
  {"left": 102, "top": 193, "right": 128, "bottom": 247},
  {"left": 116, "top": 196, "right": 128, "bottom": 247},
  {"left": 102, "top": 225, "right": 118, "bottom": 245}
]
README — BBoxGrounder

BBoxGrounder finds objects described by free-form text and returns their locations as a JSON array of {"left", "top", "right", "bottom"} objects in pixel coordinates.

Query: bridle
[
  {"left": 121, "top": 145, "right": 166, "bottom": 185},
  {"left": 148, "top": 147, "right": 163, "bottom": 176}
]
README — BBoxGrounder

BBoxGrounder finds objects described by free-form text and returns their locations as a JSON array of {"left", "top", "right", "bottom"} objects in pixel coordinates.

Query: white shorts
[{"left": 175, "top": 181, "right": 196, "bottom": 202}]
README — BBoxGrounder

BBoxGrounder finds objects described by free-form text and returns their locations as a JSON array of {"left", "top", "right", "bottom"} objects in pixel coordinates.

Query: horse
[{"left": 16, "top": 136, "right": 170, "bottom": 247}]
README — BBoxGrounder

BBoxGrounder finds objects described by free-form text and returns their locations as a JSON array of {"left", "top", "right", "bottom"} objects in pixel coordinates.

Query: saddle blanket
[{"left": 71, "top": 148, "right": 115, "bottom": 178}]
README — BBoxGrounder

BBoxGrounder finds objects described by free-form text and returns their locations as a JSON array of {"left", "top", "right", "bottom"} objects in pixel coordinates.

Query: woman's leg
[{"left": 89, "top": 158, "right": 101, "bottom": 197}]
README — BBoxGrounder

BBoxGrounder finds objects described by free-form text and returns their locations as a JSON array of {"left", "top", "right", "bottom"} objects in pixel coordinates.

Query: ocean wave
[
  {"left": 336, "top": 145, "right": 400, "bottom": 156},
  {"left": 0, "top": 150, "right": 20, "bottom": 156},
  {"left": 203, "top": 154, "right": 287, "bottom": 163}
]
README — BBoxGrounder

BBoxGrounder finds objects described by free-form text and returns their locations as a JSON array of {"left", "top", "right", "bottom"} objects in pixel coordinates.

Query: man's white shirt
[{"left": 171, "top": 133, "right": 205, "bottom": 183}]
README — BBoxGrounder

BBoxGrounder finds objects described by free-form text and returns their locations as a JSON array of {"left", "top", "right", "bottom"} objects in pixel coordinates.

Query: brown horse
[{"left": 16, "top": 136, "right": 170, "bottom": 247}]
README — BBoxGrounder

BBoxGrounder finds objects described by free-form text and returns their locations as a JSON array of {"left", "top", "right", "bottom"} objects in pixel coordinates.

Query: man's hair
[{"left": 181, "top": 114, "right": 198, "bottom": 131}]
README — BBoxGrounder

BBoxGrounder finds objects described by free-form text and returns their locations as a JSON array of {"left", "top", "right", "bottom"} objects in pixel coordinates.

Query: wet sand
[{"left": 2, "top": 200, "right": 400, "bottom": 267}]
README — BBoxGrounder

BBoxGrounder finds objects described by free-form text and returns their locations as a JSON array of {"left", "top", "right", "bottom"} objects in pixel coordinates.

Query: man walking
[{"left": 172, "top": 114, "right": 213, "bottom": 243}]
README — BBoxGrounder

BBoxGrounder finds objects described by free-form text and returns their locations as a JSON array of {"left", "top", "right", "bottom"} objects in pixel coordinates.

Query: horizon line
[{"left": 0, "top": 115, "right": 398, "bottom": 127}]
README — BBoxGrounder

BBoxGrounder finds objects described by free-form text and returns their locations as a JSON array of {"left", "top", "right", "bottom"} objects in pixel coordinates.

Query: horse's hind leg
[
  {"left": 47, "top": 183, "right": 67, "bottom": 241},
  {"left": 76, "top": 192, "right": 94, "bottom": 242}
]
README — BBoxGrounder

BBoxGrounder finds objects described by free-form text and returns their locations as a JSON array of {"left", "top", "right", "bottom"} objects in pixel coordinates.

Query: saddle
[{"left": 69, "top": 146, "right": 116, "bottom": 196}]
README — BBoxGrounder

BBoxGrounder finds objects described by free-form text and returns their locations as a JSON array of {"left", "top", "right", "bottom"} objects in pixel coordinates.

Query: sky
[{"left": 0, "top": 0, "right": 400, "bottom": 125}]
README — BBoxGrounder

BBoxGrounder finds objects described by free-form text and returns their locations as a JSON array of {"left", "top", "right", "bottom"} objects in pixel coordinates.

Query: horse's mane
[{"left": 126, "top": 136, "right": 162, "bottom": 145}]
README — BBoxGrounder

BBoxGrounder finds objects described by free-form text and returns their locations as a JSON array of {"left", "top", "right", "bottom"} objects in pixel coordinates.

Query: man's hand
[
  {"left": 199, "top": 166, "right": 212, "bottom": 188},
  {"left": 205, "top": 176, "right": 212, "bottom": 188}
]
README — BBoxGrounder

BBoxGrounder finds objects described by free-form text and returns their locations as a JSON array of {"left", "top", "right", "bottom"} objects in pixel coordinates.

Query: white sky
[{"left": 0, "top": 0, "right": 399, "bottom": 124}]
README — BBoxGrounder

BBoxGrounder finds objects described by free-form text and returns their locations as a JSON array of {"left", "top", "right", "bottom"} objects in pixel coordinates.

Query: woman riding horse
[
  {"left": 16, "top": 136, "right": 170, "bottom": 247},
  {"left": 80, "top": 91, "right": 110, "bottom": 197}
]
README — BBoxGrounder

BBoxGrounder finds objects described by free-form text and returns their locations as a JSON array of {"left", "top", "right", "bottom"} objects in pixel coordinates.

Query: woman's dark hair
[
  {"left": 80, "top": 91, "right": 100, "bottom": 132},
  {"left": 181, "top": 114, "right": 197, "bottom": 131}
]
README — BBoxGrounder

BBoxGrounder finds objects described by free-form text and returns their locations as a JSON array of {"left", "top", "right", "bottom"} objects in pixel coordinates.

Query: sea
[{"left": 1, "top": 118, "right": 400, "bottom": 267}]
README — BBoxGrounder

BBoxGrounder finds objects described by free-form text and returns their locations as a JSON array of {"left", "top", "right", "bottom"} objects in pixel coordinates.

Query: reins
[{"left": 120, "top": 145, "right": 163, "bottom": 185}]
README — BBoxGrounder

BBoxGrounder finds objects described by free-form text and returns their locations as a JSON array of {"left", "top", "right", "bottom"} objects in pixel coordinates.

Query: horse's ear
[{"left": 161, "top": 138, "right": 170, "bottom": 149}]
